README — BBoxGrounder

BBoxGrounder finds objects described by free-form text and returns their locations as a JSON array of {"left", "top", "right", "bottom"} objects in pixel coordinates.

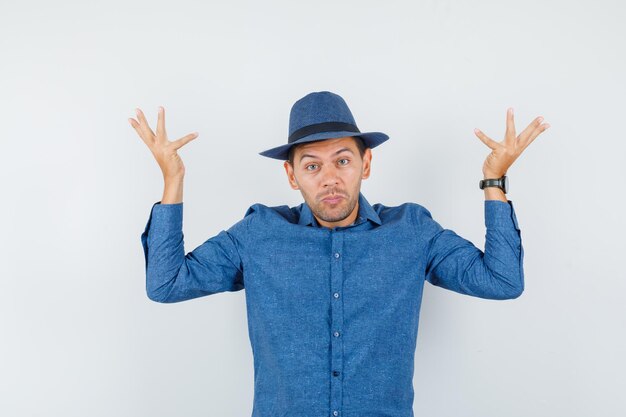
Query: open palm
[
  {"left": 129, "top": 106, "right": 199, "bottom": 179},
  {"left": 474, "top": 108, "right": 550, "bottom": 178}
]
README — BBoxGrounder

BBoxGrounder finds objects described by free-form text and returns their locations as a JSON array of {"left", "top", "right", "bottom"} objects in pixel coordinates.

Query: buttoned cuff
[
  {"left": 147, "top": 201, "right": 183, "bottom": 234},
  {"left": 485, "top": 200, "right": 520, "bottom": 230}
]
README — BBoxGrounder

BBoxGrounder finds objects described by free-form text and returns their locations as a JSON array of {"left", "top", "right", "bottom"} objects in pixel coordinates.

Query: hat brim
[{"left": 259, "top": 131, "right": 389, "bottom": 161}]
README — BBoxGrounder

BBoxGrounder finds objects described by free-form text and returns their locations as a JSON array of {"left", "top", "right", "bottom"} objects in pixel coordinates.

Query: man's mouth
[{"left": 322, "top": 195, "right": 344, "bottom": 204}]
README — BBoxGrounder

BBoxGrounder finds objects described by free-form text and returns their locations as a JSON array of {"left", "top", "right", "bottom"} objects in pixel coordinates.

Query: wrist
[
  {"left": 163, "top": 174, "right": 185, "bottom": 184},
  {"left": 483, "top": 172, "right": 505, "bottom": 179},
  {"left": 479, "top": 173, "right": 509, "bottom": 200}
]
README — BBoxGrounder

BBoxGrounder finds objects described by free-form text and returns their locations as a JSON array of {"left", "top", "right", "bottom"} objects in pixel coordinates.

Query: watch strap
[
  {"left": 479, "top": 175, "right": 507, "bottom": 193},
  {"left": 481, "top": 178, "right": 503, "bottom": 187}
]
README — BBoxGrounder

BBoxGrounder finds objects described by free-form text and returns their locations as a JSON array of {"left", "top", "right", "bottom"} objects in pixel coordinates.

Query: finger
[
  {"left": 171, "top": 131, "right": 199, "bottom": 150},
  {"left": 517, "top": 116, "right": 544, "bottom": 147},
  {"left": 474, "top": 128, "right": 499, "bottom": 150},
  {"left": 135, "top": 108, "right": 156, "bottom": 138},
  {"left": 505, "top": 107, "right": 516, "bottom": 144},
  {"left": 156, "top": 106, "right": 166, "bottom": 139},
  {"left": 520, "top": 122, "right": 550, "bottom": 152},
  {"left": 129, "top": 117, "right": 152, "bottom": 146}
]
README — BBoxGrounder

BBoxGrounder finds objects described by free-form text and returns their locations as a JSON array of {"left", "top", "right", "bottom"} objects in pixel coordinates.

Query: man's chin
[{"left": 316, "top": 205, "right": 352, "bottom": 223}]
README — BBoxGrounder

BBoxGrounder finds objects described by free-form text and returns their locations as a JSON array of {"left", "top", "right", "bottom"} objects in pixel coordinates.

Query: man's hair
[{"left": 287, "top": 136, "right": 368, "bottom": 166}]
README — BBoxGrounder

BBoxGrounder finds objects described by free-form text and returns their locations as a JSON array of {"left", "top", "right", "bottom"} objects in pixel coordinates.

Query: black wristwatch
[{"left": 479, "top": 175, "right": 508, "bottom": 194}]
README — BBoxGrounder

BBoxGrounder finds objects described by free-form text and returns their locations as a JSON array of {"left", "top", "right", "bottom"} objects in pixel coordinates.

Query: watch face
[{"left": 503, "top": 176, "right": 509, "bottom": 193}]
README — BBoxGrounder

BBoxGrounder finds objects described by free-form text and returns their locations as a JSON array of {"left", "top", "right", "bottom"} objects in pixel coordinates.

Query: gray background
[{"left": 1, "top": 0, "right": 624, "bottom": 416}]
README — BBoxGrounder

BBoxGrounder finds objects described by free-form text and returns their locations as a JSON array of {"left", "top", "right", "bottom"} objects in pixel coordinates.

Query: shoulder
[
  {"left": 371, "top": 200, "right": 435, "bottom": 224},
  {"left": 230, "top": 201, "right": 299, "bottom": 228}
]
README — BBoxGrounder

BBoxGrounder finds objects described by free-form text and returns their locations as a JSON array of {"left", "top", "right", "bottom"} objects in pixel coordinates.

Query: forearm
[
  {"left": 480, "top": 211, "right": 524, "bottom": 298},
  {"left": 141, "top": 202, "right": 186, "bottom": 302},
  {"left": 161, "top": 175, "right": 184, "bottom": 204},
  {"left": 484, "top": 186, "right": 508, "bottom": 202}
]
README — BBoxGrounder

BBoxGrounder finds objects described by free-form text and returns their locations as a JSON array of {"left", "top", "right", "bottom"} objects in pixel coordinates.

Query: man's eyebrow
[{"left": 299, "top": 147, "right": 354, "bottom": 163}]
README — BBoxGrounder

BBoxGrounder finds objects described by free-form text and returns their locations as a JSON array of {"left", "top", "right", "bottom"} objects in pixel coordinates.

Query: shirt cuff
[
  {"left": 147, "top": 201, "right": 183, "bottom": 234},
  {"left": 484, "top": 200, "right": 520, "bottom": 230}
]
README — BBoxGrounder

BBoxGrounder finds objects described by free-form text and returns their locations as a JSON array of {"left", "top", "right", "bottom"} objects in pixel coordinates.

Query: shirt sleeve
[
  {"left": 422, "top": 200, "right": 524, "bottom": 300},
  {"left": 140, "top": 201, "right": 246, "bottom": 303}
]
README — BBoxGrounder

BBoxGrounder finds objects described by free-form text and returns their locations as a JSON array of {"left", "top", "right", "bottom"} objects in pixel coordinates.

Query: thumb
[{"left": 172, "top": 132, "right": 199, "bottom": 150}]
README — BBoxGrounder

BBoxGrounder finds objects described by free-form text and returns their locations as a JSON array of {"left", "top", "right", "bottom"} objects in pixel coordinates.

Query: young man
[{"left": 130, "top": 91, "right": 549, "bottom": 417}]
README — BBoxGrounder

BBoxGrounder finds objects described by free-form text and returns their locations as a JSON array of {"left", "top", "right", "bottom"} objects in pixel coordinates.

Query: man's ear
[
  {"left": 284, "top": 161, "right": 299, "bottom": 190},
  {"left": 361, "top": 148, "right": 372, "bottom": 179}
]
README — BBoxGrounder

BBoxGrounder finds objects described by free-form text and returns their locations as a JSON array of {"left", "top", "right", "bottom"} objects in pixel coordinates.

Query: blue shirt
[{"left": 141, "top": 191, "right": 524, "bottom": 417}]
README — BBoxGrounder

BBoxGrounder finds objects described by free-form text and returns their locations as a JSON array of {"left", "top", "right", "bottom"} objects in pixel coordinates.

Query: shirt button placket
[{"left": 329, "top": 229, "right": 344, "bottom": 416}]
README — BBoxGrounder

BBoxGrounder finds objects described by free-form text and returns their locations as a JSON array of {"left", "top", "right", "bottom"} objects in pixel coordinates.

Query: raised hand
[
  {"left": 474, "top": 108, "right": 550, "bottom": 178},
  {"left": 129, "top": 106, "right": 199, "bottom": 179}
]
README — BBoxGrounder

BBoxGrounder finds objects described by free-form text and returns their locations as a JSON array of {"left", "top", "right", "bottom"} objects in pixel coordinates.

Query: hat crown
[
  {"left": 288, "top": 91, "right": 357, "bottom": 137},
  {"left": 258, "top": 90, "right": 389, "bottom": 160}
]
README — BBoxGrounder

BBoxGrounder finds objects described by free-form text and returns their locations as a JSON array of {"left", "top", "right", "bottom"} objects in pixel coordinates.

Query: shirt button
[
  {"left": 334, "top": 252, "right": 340, "bottom": 258},
  {"left": 333, "top": 411, "right": 338, "bottom": 416},
  {"left": 333, "top": 331, "right": 340, "bottom": 337},
  {"left": 333, "top": 370, "right": 340, "bottom": 376},
  {"left": 333, "top": 292, "right": 339, "bottom": 299}
]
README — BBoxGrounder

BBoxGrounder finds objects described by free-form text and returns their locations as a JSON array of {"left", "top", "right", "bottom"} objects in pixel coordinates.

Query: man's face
[{"left": 283, "top": 136, "right": 372, "bottom": 229}]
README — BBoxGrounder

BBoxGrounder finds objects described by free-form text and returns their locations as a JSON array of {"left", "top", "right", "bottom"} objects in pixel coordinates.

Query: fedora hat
[{"left": 259, "top": 91, "right": 390, "bottom": 160}]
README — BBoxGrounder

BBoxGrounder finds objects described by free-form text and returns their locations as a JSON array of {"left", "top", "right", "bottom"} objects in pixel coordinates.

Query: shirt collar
[{"left": 297, "top": 191, "right": 382, "bottom": 228}]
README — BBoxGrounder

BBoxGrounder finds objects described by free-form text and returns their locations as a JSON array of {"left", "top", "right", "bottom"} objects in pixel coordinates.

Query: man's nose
[{"left": 320, "top": 163, "right": 340, "bottom": 187}]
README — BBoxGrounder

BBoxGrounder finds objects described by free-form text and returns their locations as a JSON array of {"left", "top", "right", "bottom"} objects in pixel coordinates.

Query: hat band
[{"left": 288, "top": 122, "right": 360, "bottom": 143}]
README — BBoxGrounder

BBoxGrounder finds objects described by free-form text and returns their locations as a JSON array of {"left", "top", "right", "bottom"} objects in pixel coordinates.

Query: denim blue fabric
[{"left": 141, "top": 191, "right": 524, "bottom": 417}]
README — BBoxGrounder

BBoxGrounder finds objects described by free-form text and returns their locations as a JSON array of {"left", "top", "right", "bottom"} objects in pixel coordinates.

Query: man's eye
[
  {"left": 338, "top": 159, "right": 349, "bottom": 165},
  {"left": 306, "top": 164, "right": 318, "bottom": 171}
]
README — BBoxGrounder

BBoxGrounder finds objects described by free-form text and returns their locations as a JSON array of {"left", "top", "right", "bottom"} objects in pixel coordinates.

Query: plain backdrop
[{"left": 1, "top": 0, "right": 624, "bottom": 416}]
